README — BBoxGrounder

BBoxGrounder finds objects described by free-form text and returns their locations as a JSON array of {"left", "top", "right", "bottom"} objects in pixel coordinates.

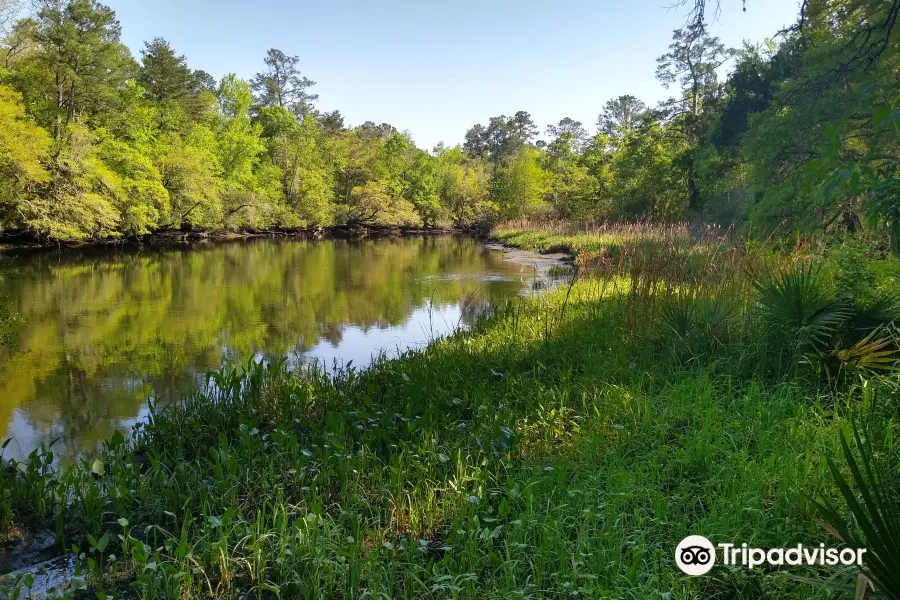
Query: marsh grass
[
  {"left": 491, "top": 220, "right": 698, "bottom": 269},
  {"left": 0, "top": 230, "right": 898, "bottom": 599}
]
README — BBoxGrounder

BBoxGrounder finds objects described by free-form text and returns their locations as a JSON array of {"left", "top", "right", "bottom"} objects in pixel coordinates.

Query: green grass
[
  {"left": 1, "top": 238, "right": 898, "bottom": 599},
  {"left": 490, "top": 220, "right": 697, "bottom": 264}
]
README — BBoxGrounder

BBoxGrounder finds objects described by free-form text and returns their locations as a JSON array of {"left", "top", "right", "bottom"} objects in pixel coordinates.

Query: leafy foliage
[
  {"left": 752, "top": 263, "right": 851, "bottom": 352},
  {"left": 811, "top": 423, "right": 900, "bottom": 600},
  {"left": 752, "top": 261, "right": 900, "bottom": 381},
  {"left": 0, "top": 0, "right": 896, "bottom": 243}
]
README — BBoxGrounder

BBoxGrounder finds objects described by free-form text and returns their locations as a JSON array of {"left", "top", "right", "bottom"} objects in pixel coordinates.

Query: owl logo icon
[{"left": 675, "top": 535, "right": 716, "bottom": 575}]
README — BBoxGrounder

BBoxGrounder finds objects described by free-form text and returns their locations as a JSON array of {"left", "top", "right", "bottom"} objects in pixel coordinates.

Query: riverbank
[
  {"left": 1, "top": 230, "right": 897, "bottom": 598},
  {"left": 488, "top": 220, "right": 702, "bottom": 268},
  {"left": 0, "top": 224, "right": 465, "bottom": 254}
]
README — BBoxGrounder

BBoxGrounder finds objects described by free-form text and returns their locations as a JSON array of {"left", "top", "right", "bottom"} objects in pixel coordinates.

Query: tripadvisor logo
[
  {"left": 675, "top": 536, "right": 867, "bottom": 575},
  {"left": 676, "top": 536, "right": 716, "bottom": 575}
]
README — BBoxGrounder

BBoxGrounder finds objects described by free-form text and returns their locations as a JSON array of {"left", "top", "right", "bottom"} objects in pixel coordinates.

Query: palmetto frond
[
  {"left": 753, "top": 262, "right": 851, "bottom": 350},
  {"left": 853, "top": 291, "right": 900, "bottom": 332},
  {"left": 810, "top": 424, "right": 900, "bottom": 599},
  {"left": 804, "top": 327, "right": 900, "bottom": 384}
]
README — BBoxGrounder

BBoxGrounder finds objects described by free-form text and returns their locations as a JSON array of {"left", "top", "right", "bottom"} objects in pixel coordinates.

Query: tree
[
  {"left": 137, "top": 37, "right": 213, "bottom": 123},
  {"left": 31, "top": 0, "right": 136, "bottom": 142},
  {"left": 215, "top": 73, "right": 273, "bottom": 226},
  {"left": 463, "top": 112, "right": 538, "bottom": 168},
  {"left": 250, "top": 48, "right": 317, "bottom": 119},
  {"left": 0, "top": 84, "right": 51, "bottom": 234},
  {"left": 509, "top": 110, "right": 539, "bottom": 143},
  {"left": 543, "top": 118, "right": 594, "bottom": 219},
  {"left": 317, "top": 110, "right": 344, "bottom": 136},
  {"left": 359, "top": 121, "right": 395, "bottom": 141},
  {"left": 491, "top": 146, "right": 548, "bottom": 219},
  {"left": 463, "top": 124, "right": 488, "bottom": 158},
  {"left": 19, "top": 122, "right": 120, "bottom": 239},
  {"left": 656, "top": 24, "right": 731, "bottom": 211},
  {"left": 436, "top": 146, "right": 491, "bottom": 227},
  {"left": 138, "top": 38, "right": 192, "bottom": 102},
  {"left": 156, "top": 125, "right": 221, "bottom": 227},
  {"left": 262, "top": 107, "right": 331, "bottom": 226},
  {"left": 2, "top": 14, "right": 35, "bottom": 69},
  {"left": 610, "top": 121, "right": 689, "bottom": 220},
  {"left": 683, "top": 0, "right": 899, "bottom": 76},
  {"left": 656, "top": 24, "right": 729, "bottom": 122},
  {"left": 597, "top": 95, "right": 647, "bottom": 139},
  {"left": 405, "top": 148, "right": 443, "bottom": 227},
  {"left": 545, "top": 117, "right": 589, "bottom": 151}
]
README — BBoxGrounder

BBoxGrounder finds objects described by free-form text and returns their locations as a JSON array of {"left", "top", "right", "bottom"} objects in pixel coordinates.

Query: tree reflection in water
[{"left": 0, "top": 236, "right": 559, "bottom": 462}]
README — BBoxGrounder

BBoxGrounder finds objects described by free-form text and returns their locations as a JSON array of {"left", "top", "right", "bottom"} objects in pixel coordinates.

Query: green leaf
[
  {"left": 69, "top": 576, "right": 87, "bottom": 590},
  {"left": 499, "top": 498, "right": 510, "bottom": 517},
  {"left": 873, "top": 104, "right": 892, "bottom": 131},
  {"left": 824, "top": 172, "right": 841, "bottom": 203}
]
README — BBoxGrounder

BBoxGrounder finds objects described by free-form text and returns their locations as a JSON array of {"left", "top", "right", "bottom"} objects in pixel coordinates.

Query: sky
[{"left": 104, "top": 0, "right": 803, "bottom": 150}]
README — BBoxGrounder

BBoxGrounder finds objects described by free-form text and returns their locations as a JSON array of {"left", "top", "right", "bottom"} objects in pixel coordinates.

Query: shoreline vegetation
[
  {"left": 1, "top": 221, "right": 898, "bottom": 599},
  {"left": 0, "top": 1, "right": 898, "bottom": 255},
  {"left": 0, "top": 0, "right": 899, "bottom": 597},
  {"left": 0, "top": 224, "right": 467, "bottom": 253}
]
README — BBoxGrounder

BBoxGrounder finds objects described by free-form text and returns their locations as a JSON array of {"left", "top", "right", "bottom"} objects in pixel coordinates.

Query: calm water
[{"left": 0, "top": 236, "right": 561, "bottom": 462}]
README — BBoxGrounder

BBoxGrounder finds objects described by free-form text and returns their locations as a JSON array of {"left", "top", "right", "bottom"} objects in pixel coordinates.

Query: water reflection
[{"left": 0, "top": 236, "right": 560, "bottom": 462}]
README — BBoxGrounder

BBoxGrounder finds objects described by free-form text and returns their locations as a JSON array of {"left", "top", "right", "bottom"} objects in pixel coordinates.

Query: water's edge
[
  {"left": 0, "top": 240, "right": 569, "bottom": 590},
  {"left": 0, "top": 225, "right": 469, "bottom": 255}
]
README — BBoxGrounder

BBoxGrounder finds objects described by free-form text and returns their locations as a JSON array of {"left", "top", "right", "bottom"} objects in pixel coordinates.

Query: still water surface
[{"left": 0, "top": 236, "right": 561, "bottom": 462}]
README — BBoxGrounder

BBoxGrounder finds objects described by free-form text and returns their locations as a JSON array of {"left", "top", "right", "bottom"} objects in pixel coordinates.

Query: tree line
[{"left": 0, "top": 0, "right": 896, "bottom": 242}]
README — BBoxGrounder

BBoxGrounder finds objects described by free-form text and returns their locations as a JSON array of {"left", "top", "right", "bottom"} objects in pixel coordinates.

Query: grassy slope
[{"left": 2, "top": 231, "right": 897, "bottom": 599}]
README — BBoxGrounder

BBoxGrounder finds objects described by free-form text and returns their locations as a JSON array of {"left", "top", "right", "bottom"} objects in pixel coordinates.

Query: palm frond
[
  {"left": 806, "top": 299, "right": 854, "bottom": 349},
  {"left": 660, "top": 293, "right": 695, "bottom": 340},
  {"left": 753, "top": 263, "right": 851, "bottom": 350},
  {"left": 810, "top": 424, "right": 900, "bottom": 599},
  {"left": 854, "top": 291, "right": 900, "bottom": 332}
]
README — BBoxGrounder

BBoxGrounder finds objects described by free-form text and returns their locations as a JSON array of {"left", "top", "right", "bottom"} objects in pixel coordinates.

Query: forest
[{"left": 0, "top": 0, "right": 896, "bottom": 245}]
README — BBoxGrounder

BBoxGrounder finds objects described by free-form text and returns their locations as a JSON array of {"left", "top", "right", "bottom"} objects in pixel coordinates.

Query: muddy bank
[{"left": 485, "top": 242, "right": 572, "bottom": 267}]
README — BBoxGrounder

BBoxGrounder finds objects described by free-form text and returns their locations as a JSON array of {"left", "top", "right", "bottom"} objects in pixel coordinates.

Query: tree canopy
[{"left": 0, "top": 0, "right": 896, "bottom": 248}]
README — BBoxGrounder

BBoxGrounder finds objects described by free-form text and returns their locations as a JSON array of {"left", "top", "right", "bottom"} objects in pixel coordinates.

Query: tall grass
[{"left": 1, "top": 231, "right": 898, "bottom": 599}]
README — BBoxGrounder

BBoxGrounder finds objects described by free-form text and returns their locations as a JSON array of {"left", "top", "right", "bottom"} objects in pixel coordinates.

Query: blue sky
[{"left": 105, "top": 0, "right": 803, "bottom": 150}]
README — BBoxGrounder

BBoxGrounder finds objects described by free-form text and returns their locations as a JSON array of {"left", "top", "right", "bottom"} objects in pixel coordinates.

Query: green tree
[
  {"left": 251, "top": 48, "right": 317, "bottom": 119},
  {"left": 656, "top": 24, "right": 731, "bottom": 212},
  {"left": 31, "top": 0, "right": 136, "bottom": 141},
  {"left": 597, "top": 95, "right": 647, "bottom": 140},
  {"left": 405, "top": 148, "right": 443, "bottom": 227},
  {"left": 261, "top": 107, "right": 331, "bottom": 226},
  {"left": 436, "top": 146, "right": 491, "bottom": 227},
  {"left": 610, "top": 121, "right": 689, "bottom": 220},
  {"left": 19, "top": 122, "right": 120, "bottom": 239},
  {"left": 156, "top": 125, "right": 221, "bottom": 227},
  {"left": 543, "top": 118, "right": 596, "bottom": 219},
  {"left": 0, "top": 84, "right": 51, "bottom": 234},
  {"left": 138, "top": 38, "right": 192, "bottom": 103},
  {"left": 138, "top": 37, "right": 214, "bottom": 124},
  {"left": 464, "top": 111, "right": 538, "bottom": 168},
  {"left": 215, "top": 73, "right": 275, "bottom": 226},
  {"left": 491, "top": 146, "right": 548, "bottom": 219}
]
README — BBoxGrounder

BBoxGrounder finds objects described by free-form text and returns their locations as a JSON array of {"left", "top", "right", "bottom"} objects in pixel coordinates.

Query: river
[{"left": 0, "top": 235, "right": 564, "bottom": 462}]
